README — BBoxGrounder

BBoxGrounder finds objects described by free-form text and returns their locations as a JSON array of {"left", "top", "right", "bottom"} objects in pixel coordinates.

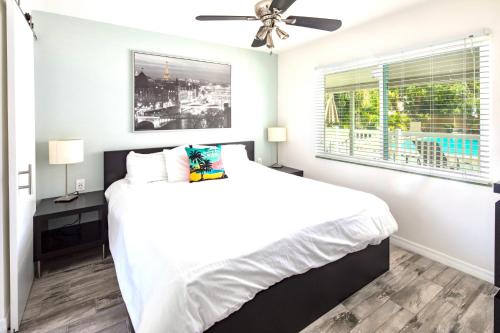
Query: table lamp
[
  {"left": 49, "top": 139, "right": 84, "bottom": 203},
  {"left": 267, "top": 127, "right": 287, "bottom": 168}
]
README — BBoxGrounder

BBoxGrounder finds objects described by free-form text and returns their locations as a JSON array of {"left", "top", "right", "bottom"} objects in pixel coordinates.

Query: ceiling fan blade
[
  {"left": 285, "top": 16, "right": 342, "bottom": 31},
  {"left": 269, "top": 0, "right": 297, "bottom": 13},
  {"left": 252, "top": 37, "right": 267, "bottom": 47},
  {"left": 196, "top": 15, "right": 257, "bottom": 21}
]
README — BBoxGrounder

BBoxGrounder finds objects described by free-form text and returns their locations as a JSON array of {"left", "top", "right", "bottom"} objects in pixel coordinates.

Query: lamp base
[
  {"left": 54, "top": 194, "right": 78, "bottom": 203},
  {"left": 270, "top": 163, "right": 283, "bottom": 168}
]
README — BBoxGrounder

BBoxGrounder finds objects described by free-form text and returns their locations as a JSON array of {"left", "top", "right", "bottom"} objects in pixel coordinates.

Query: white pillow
[
  {"left": 221, "top": 144, "right": 250, "bottom": 176},
  {"left": 164, "top": 145, "right": 207, "bottom": 182},
  {"left": 222, "top": 144, "right": 249, "bottom": 165},
  {"left": 125, "top": 151, "right": 167, "bottom": 184}
]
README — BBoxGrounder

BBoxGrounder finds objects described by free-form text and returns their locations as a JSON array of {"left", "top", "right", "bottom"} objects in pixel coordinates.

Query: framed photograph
[{"left": 133, "top": 51, "right": 231, "bottom": 131}]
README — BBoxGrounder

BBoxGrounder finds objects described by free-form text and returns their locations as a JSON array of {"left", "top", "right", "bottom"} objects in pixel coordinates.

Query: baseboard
[{"left": 390, "top": 235, "right": 494, "bottom": 283}]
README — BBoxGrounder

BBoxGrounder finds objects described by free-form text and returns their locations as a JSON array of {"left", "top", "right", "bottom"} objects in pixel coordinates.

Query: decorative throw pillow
[
  {"left": 185, "top": 145, "right": 227, "bottom": 182},
  {"left": 164, "top": 144, "right": 208, "bottom": 182}
]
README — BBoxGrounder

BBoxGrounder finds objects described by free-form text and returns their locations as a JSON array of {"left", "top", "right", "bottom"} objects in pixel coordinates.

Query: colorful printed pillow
[
  {"left": 164, "top": 145, "right": 208, "bottom": 183},
  {"left": 185, "top": 145, "right": 227, "bottom": 182}
]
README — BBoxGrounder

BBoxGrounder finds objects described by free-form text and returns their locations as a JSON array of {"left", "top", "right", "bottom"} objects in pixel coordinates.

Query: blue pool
[{"left": 394, "top": 137, "right": 479, "bottom": 157}]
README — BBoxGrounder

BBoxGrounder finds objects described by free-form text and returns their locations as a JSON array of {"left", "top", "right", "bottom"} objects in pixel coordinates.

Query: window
[{"left": 315, "top": 36, "right": 490, "bottom": 184}]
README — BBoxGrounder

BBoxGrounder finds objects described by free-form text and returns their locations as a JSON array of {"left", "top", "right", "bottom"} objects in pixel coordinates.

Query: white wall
[
  {"left": 278, "top": 0, "right": 500, "bottom": 281},
  {"left": 33, "top": 12, "right": 278, "bottom": 199},
  {"left": 0, "top": 1, "right": 8, "bottom": 331}
]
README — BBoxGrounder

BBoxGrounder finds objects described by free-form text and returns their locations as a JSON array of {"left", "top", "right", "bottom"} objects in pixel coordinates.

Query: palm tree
[
  {"left": 199, "top": 159, "right": 213, "bottom": 180},
  {"left": 188, "top": 150, "right": 203, "bottom": 172}
]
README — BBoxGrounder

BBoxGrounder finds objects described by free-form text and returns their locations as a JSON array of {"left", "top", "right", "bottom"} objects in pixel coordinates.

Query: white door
[{"left": 7, "top": 0, "right": 37, "bottom": 330}]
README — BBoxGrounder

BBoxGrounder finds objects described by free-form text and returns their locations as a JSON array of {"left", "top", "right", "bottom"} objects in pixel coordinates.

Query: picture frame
[{"left": 132, "top": 51, "right": 231, "bottom": 131}]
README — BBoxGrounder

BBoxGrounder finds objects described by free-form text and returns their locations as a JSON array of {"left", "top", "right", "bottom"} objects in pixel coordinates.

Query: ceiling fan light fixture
[
  {"left": 266, "top": 32, "right": 274, "bottom": 48},
  {"left": 275, "top": 26, "right": 289, "bottom": 40},
  {"left": 256, "top": 26, "right": 270, "bottom": 40}
]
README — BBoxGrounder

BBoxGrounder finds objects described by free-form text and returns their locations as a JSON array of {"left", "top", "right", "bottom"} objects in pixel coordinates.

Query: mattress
[{"left": 105, "top": 162, "right": 398, "bottom": 333}]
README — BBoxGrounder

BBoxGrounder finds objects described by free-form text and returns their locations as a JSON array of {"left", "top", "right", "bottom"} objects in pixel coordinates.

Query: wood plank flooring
[
  {"left": 301, "top": 246, "right": 497, "bottom": 333},
  {"left": 19, "top": 250, "right": 132, "bottom": 333},
  {"left": 19, "top": 244, "right": 497, "bottom": 333}
]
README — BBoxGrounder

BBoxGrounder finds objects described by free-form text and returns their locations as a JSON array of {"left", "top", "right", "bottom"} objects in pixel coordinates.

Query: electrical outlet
[
  {"left": 257, "top": 157, "right": 263, "bottom": 164},
  {"left": 75, "top": 179, "right": 85, "bottom": 192}
]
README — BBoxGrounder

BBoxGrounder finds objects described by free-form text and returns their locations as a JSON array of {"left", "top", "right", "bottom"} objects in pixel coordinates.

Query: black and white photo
[{"left": 133, "top": 51, "right": 231, "bottom": 131}]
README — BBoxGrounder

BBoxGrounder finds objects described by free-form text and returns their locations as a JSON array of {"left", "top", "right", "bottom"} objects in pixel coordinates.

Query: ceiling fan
[{"left": 196, "top": 0, "right": 342, "bottom": 50}]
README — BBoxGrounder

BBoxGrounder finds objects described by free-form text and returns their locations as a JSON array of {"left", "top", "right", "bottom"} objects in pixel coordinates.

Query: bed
[{"left": 103, "top": 141, "right": 398, "bottom": 333}]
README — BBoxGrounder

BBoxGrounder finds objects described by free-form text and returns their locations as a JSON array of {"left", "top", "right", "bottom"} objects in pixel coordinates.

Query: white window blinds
[{"left": 315, "top": 36, "right": 490, "bottom": 184}]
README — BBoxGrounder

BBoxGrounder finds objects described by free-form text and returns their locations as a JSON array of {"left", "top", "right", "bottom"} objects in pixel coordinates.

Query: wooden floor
[
  {"left": 19, "top": 250, "right": 132, "bottom": 333},
  {"left": 19, "top": 245, "right": 497, "bottom": 333}
]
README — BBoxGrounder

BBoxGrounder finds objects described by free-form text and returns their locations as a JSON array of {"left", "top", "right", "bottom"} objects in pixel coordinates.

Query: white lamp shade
[
  {"left": 49, "top": 140, "right": 84, "bottom": 165},
  {"left": 267, "top": 127, "right": 287, "bottom": 142}
]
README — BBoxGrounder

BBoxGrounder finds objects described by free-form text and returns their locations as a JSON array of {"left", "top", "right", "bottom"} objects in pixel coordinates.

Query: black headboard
[{"left": 103, "top": 141, "right": 255, "bottom": 190}]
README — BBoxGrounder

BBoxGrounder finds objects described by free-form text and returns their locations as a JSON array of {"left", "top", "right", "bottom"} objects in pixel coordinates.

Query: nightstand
[
  {"left": 33, "top": 190, "right": 107, "bottom": 277},
  {"left": 271, "top": 165, "right": 304, "bottom": 177}
]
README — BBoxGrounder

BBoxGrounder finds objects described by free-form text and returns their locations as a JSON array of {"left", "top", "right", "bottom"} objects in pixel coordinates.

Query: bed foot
[{"left": 206, "top": 238, "right": 390, "bottom": 333}]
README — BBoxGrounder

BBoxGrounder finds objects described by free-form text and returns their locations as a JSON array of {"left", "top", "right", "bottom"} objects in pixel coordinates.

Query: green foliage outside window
[{"left": 325, "top": 81, "right": 480, "bottom": 134}]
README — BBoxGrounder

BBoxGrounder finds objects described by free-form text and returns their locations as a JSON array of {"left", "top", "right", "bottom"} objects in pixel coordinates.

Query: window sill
[{"left": 315, "top": 153, "right": 491, "bottom": 186}]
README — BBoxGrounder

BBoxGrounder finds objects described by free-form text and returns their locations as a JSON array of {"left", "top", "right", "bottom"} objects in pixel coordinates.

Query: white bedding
[{"left": 105, "top": 162, "right": 398, "bottom": 333}]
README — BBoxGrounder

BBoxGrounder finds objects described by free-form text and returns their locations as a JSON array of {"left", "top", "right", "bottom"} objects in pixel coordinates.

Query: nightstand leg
[
  {"left": 102, "top": 244, "right": 106, "bottom": 260},
  {"left": 36, "top": 261, "right": 41, "bottom": 278}
]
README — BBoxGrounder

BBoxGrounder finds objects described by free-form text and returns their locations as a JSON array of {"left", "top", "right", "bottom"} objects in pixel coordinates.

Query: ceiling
[{"left": 31, "top": 0, "right": 431, "bottom": 53}]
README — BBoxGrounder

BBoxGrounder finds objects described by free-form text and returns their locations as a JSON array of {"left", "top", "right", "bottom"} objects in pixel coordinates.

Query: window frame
[{"left": 314, "top": 36, "right": 491, "bottom": 185}]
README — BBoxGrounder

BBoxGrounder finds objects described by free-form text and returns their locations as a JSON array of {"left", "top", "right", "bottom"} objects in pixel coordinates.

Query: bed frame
[{"left": 103, "top": 141, "right": 390, "bottom": 333}]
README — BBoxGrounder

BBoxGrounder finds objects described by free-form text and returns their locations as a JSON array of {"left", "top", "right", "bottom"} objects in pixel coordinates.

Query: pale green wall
[{"left": 33, "top": 11, "right": 278, "bottom": 199}]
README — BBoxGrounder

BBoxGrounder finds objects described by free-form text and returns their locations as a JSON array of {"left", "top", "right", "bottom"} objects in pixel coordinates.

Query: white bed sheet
[{"left": 105, "top": 162, "right": 398, "bottom": 333}]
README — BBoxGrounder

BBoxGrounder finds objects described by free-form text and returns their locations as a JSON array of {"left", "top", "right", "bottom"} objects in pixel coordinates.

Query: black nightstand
[
  {"left": 33, "top": 190, "right": 107, "bottom": 277},
  {"left": 271, "top": 165, "right": 304, "bottom": 177}
]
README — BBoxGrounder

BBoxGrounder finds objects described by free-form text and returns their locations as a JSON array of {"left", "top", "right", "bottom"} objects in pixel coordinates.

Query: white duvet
[{"left": 105, "top": 162, "right": 398, "bottom": 333}]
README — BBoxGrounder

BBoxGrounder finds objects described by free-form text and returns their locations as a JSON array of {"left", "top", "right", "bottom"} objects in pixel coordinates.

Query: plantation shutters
[{"left": 315, "top": 35, "right": 490, "bottom": 184}]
